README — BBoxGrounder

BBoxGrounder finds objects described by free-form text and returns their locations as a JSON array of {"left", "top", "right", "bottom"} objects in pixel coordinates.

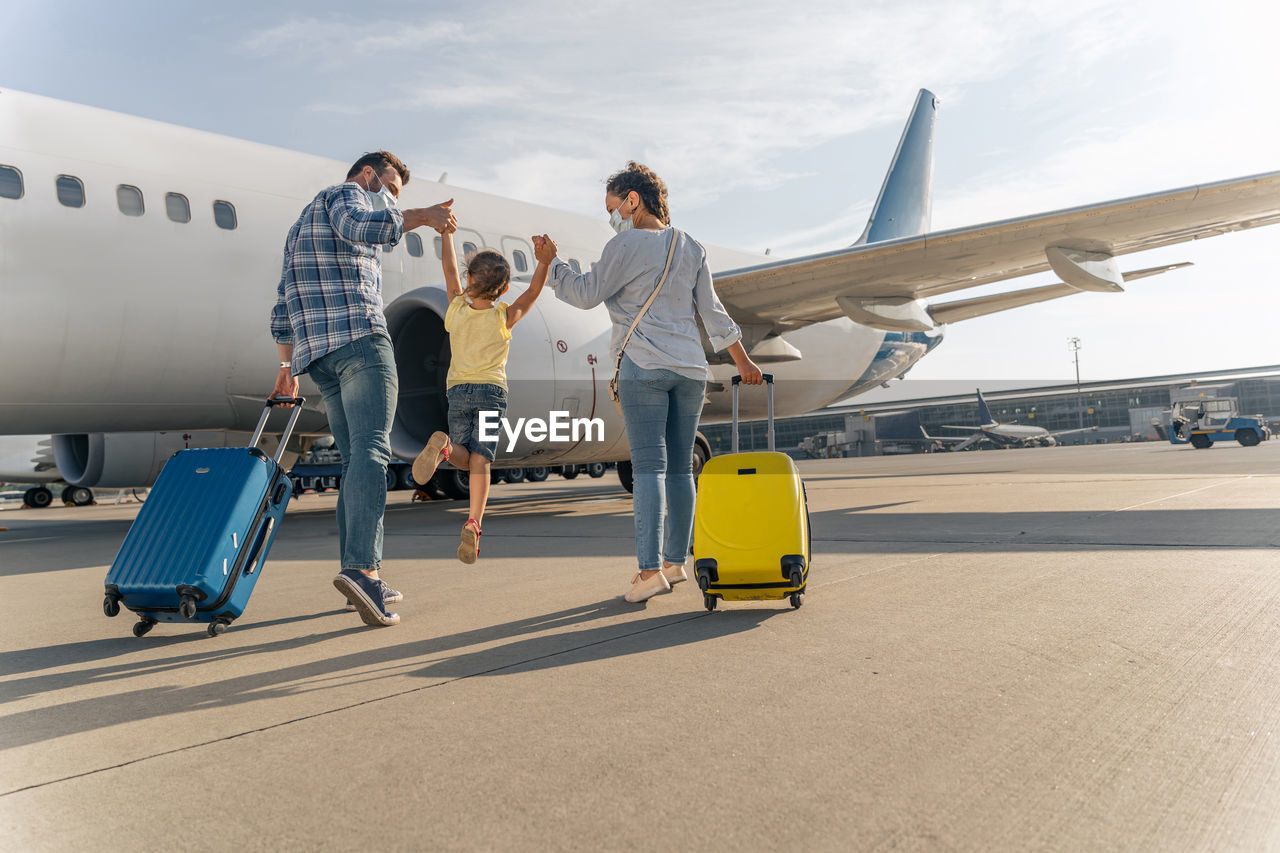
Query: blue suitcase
[{"left": 102, "top": 398, "right": 304, "bottom": 637}]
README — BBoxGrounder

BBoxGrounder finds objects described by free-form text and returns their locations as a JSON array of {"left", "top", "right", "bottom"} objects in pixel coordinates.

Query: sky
[{"left": 4, "top": 0, "right": 1278, "bottom": 382}]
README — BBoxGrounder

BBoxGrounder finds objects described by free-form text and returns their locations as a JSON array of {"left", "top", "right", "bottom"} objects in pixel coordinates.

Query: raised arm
[
  {"left": 534, "top": 233, "right": 627, "bottom": 309},
  {"left": 441, "top": 230, "right": 463, "bottom": 301},
  {"left": 326, "top": 183, "right": 404, "bottom": 247},
  {"left": 507, "top": 238, "right": 550, "bottom": 328}
]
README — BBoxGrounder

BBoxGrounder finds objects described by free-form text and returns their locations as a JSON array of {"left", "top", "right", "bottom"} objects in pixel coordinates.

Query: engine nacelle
[{"left": 51, "top": 430, "right": 293, "bottom": 488}]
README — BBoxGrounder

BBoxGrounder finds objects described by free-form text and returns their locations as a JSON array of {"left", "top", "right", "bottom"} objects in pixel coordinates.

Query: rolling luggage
[
  {"left": 693, "top": 374, "right": 810, "bottom": 611},
  {"left": 102, "top": 397, "right": 304, "bottom": 637}
]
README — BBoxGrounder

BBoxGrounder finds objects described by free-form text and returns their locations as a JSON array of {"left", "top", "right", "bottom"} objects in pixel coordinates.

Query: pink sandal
[
  {"left": 458, "top": 518, "right": 482, "bottom": 564},
  {"left": 412, "top": 431, "right": 451, "bottom": 486}
]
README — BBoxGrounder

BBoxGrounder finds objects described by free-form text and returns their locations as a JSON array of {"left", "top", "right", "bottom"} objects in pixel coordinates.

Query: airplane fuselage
[{"left": 0, "top": 89, "right": 933, "bottom": 482}]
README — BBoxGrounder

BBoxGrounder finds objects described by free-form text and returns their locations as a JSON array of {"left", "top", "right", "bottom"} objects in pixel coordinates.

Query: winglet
[
  {"left": 976, "top": 389, "right": 996, "bottom": 427},
  {"left": 855, "top": 89, "right": 938, "bottom": 245}
]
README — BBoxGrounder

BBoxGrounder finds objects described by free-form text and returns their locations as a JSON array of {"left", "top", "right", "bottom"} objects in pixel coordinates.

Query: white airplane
[
  {"left": 2, "top": 87, "right": 1279, "bottom": 496},
  {"left": 0, "top": 434, "right": 105, "bottom": 507},
  {"left": 929, "top": 389, "right": 1098, "bottom": 450}
]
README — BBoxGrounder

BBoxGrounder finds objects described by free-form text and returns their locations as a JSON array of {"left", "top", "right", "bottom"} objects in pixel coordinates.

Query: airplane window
[
  {"left": 568, "top": 259, "right": 582, "bottom": 273},
  {"left": 463, "top": 241, "right": 478, "bottom": 256},
  {"left": 406, "top": 232, "right": 424, "bottom": 257},
  {"left": 116, "top": 185, "right": 144, "bottom": 217},
  {"left": 0, "top": 165, "right": 22, "bottom": 199},
  {"left": 512, "top": 250, "right": 528, "bottom": 273},
  {"left": 212, "top": 200, "right": 237, "bottom": 230},
  {"left": 434, "top": 236, "right": 443, "bottom": 259},
  {"left": 165, "top": 192, "right": 191, "bottom": 223},
  {"left": 56, "top": 175, "right": 85, "bottom": 208}
]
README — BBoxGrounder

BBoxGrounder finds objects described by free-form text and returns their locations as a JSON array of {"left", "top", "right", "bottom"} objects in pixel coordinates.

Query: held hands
[
  {"left": 532, "top": 234, "right": 557, "bottom": 265},
  {"left": 405, "top": 199, "right": 457, "bottom": 234}
]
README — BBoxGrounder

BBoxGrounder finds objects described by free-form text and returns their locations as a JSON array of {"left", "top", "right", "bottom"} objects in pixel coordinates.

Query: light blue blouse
[{"left": 548, "top": 228, "right": 742, "bottom": 381}]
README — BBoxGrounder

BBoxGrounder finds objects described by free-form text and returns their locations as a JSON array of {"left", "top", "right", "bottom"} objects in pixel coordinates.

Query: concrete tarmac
[{"left": 2, "top": 442, "right": 1279, "bottom": 851}]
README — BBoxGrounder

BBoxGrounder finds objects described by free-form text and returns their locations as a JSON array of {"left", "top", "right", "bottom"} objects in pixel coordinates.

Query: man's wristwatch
[{"left": 279, "top": 361, "right": 292, "bottom": 369}]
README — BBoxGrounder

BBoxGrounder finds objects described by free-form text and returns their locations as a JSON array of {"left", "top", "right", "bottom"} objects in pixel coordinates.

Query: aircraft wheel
[
  {"left": 501, "top": 468, "right": 525, "bottom": 484},
  {"left": 70, "top": 487, "right": 94, "bottom": 506},
  {"left": 587, "top": 463, "right": 607, "bottom": 478},
  {"left": 524, "top": 467, "right": 549, "bottom": 482},
  {"left": 435, "top": 469, "right": 470, "bottom": 500},
  {"left": 25, "top": 487, "right": 53, "bottom": 509}
]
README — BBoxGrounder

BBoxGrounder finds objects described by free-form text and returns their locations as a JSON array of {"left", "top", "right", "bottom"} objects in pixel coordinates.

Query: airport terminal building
[{"left": 702, "top": 365, "right": 1280, "bottom": 456}]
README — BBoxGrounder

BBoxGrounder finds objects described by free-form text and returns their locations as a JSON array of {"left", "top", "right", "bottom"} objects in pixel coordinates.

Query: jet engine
[{"left": 52, "top": 430, "right": 297, "bottom": 488}]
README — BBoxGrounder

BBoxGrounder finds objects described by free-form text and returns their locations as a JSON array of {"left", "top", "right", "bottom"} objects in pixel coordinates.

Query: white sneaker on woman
[
  {"left": 661, "top": 563, "right": 688, "bottom": 586},
  {"left": 624, "top": 571, "right": 671, "bottom": 603}
]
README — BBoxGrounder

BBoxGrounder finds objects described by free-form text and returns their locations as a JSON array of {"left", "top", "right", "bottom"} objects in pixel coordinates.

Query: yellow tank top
[{"left": 444, "top": 295, "right": 511, "bottom": 390}]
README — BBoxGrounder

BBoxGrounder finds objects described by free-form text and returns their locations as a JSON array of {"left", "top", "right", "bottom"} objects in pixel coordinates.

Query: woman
[{"left": 533, "top": 161, "right": 763, "bottom": 603}]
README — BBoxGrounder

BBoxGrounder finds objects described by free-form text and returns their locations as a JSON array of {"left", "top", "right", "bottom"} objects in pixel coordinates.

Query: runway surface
[{"left": 2, "top": 442, "right": 1279, "bottom": 851}]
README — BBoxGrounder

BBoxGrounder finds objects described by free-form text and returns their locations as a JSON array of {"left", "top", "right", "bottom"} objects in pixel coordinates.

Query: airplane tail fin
[
  {"left": 854, "top": 89, "right": 938, "bottom": 245},
  {"left": 976, "top": 388, "right": 996, "bottom": 426}
]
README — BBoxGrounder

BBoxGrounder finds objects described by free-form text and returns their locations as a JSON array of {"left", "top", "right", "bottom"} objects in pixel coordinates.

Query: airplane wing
[
  {"left": 714, "top": 171, "right": 1280, "bottom": 332},
  {"left": 1046, "top": 425, "right": 1100, "bottom": 438}
]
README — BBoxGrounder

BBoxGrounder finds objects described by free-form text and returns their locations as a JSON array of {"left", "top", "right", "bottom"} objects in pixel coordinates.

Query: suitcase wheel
[
  {"left": 132, "top": 619, "right": 155, "bottom": 637},
  {"left": 103, "top": 594, "right": 121, "bottom": 618},
  {"left": 789, "top": 593, "right": 803, "bottom": 609},
  {"left": 179, "top": 596, "right": 199, "bottom": 620},
  {"left": 703, "top": 593, "right": 717, "bottom": 612},
  {"left": 207, "top": 619, "right": 230, "bottom": 638}
]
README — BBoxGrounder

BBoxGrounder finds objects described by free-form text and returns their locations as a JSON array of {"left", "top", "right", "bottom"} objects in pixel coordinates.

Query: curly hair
[
  {"left": 605, "top": 161, "right": 669, "bottom": 224},
  {"left": 466, "top": 249, "right": 511, "bottom": 300}
]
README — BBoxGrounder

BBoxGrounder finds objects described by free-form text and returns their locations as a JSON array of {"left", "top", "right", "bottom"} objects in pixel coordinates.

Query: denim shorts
[{"left": 447, "top": 383, "right": 507, "bottom": 461}]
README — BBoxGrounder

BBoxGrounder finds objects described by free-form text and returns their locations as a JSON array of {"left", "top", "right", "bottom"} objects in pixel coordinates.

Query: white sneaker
[
  {"left": 661, "top": 563, "right": 688, "bottom": 586},
  {"left": 624, "top": 571, "right": 671, "bottom": 603}
]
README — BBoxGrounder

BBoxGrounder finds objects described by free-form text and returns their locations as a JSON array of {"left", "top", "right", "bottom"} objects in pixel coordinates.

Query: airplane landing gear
[
  {"left": 23, "top": 486, "right": 53, "bottom": 509},
  {"left": 61, "top": 486, "right": 94, "bottom": 506}
]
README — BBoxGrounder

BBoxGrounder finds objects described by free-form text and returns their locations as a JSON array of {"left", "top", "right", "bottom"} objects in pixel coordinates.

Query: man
[{"left": 271, "top": 151, "right": 455, "bottom": 627}]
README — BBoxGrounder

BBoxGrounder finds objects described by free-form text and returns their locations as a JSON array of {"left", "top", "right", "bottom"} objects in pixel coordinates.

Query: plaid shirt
[{"left": 271, "top": 182, "right": 404, "bottom": 374}]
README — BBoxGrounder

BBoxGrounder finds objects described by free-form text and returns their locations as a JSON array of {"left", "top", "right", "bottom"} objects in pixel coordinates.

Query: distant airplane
[{"left": 928, "top": 389, "right": 1098, "bottom": 449}]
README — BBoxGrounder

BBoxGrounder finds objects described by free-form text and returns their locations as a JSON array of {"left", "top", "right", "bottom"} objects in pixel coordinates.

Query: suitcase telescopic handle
[
  {"left": 730, "top": 374, "right": 775, "bottom": 454},
  {"left": 250, "top": 397, "right": 307, "bottom": 464}
]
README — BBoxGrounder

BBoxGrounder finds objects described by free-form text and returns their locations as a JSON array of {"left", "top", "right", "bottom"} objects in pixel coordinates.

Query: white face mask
[
  {"left": 609, "top": 196, "right": 633, "bottom": 234},
  {"left": 368, "top": 174, "right": 398, "bottom": 210}
]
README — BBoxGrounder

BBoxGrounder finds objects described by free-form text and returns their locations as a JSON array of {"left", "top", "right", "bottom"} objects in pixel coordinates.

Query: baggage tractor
[
  {"left": 693, "top": 374, "right": 810, "bottom": 611},
  {"left": 102, "top": 398, "right": 304, "bottom": 637}
]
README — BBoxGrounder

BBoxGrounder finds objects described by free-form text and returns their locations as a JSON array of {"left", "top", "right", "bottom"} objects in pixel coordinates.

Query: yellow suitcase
[{"left": 693, "top": 375, "right": 810, "bottom": 610}]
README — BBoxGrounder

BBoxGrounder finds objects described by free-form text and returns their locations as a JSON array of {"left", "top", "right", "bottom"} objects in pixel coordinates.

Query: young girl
[{"left": 412, "top": 231, "right": 547, "bottom": 563}]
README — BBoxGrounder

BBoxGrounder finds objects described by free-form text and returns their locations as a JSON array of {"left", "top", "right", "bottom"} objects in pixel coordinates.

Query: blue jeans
[
  {"left": 306, "top": 334, "right": 398, "bottom": 572},
  {"left": 447, "top": 383, "right": 508, "bottom": 462},
  {"left": 617, "top": 355, "right": 706, "bottom": 571}
]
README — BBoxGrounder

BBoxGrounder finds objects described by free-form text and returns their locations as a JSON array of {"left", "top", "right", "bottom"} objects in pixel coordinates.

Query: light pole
[{"left": 1068, "top": 337, "right": 1083, "bottom": 429}]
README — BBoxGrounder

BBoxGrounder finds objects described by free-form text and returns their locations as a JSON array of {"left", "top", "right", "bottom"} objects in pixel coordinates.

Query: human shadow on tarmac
[
  {"left": 0, "top": 609, "right": 342, "bottom": 683},
  {"left": 0, "top": 599, "right": 755, "bottom": 749},
  {"left": 411, "top": 608, "right": 774, "bottom": 679}
]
